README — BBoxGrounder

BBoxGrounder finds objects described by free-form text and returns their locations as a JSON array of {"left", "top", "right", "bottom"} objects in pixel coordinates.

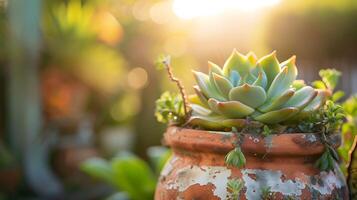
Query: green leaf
[
  {"left": 266, "top": 64, "right": 298, "bottom": 101},
  {"left": 208, "top": 61, "right": 223, "bottom": 76},
  {"left": 187, "top": 115, "right": 227, "bottom": 130},
  {"left": 225, "top": 147, "right": 246, "bottom": 168},
  {"left": 111, "top": 155, "right": 156, "bottom": 200},
  {"left": 257, "top": 51, "right": 280, "bottom": 87},
  {"left": 81, "top": 158, "right": 115, "bottom": 186},
  {"left": 312, "top": 80, "right": 327, "bottom": 90},
  {"left": 252, "top": 71, "right": 268, "bottom": 89},
  {"left": 229, "top": 71, "right": 241, "bottom": 86},
  {"left": 193, "top": 71, "right": 224, "bottom": 100},
  {"left": 193, "top": 86, "right": 209, "bottom": 107},
  {"left": 242, "top": 72, "right": 257, "bottom": 85},
  {"left": 208, "top": 98, "right": 254, "bottom": 118},
  {"left": 282, "top": 86, "right": 317, "bottom": 110},
  {"left": 302, "top": 90, "right": 330, "bottom": 112},
  {"left": 212, "top": 73, "right": 233, "bottom": 98},
  {"left": 229, "top": 84, "right": 267, "bottom": 108},
  {"left": 254, "top": 107, "right": 299, "bottom": 124},
  {"left": 258, "top": 89, "right": 295, "bottom": 112},
  {"left": 332, "top": 90, "right": 345, "bottom": 102},
  {"left": 292, "top": 80, "right": 306, "bottom": 90},
  {"left": 191, "top": 104, "right": 212, "bottom": 116},
  {"left": 319, "top": 69, "right": 341, "bottom": 91},
  {"left": 246, "top": 51, "right": 257, "bottom": 66},
  {"left": 223, "top": 49, "right": 251, "bottom": 77},
  {"left": 279, "top": 55, "right": 296, "bottom": 68}
]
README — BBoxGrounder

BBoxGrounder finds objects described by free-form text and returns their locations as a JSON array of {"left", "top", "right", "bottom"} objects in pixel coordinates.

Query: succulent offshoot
[
  {"left": 188, "top": 50, "right": 328, "bottom": 130},
  {"left": 225, "top": 147, "right": 246, "bottom": 168}
]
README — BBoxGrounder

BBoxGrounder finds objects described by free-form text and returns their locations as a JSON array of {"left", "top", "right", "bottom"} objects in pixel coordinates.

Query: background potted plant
[{"left": 154, "top": 50, "right": 349, "bottom": 199}]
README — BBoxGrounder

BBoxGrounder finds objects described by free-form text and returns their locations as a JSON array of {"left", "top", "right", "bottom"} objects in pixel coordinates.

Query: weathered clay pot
[{"left": 155, "top": 127, "right": 349, "bottom": 200}]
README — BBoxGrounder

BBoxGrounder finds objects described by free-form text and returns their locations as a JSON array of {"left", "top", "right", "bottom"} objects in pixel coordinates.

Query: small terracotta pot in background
[{"left": 155, "top": 126, "right": 349, "bottom": 200}]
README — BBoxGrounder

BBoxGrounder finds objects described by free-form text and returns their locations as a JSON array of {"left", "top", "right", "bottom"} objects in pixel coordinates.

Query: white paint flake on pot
[
  {"left": 166, "top": 165, "right": 231, "bottom": 199},
  {"left": 242, "top": 168, "right": 344, "bottom": 200},
  {"left": 242, "top": 169, "right": 305, "bottom": 200},
  {"left": 309, "top": 170, "right": 344, "bottom": 195}
]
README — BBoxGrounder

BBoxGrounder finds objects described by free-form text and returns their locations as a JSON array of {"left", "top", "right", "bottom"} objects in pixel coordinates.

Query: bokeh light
[
  {"left": 173, "top": 0, "right": 281, "bottom": 19},
  {"left": 127, "top": 67, "right": 149, "bottom": 90}
]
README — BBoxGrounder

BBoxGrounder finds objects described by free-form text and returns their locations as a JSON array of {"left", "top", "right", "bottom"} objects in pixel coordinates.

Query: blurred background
[{"left": 0, "top": 0, "right": 356, "bottom": 199}]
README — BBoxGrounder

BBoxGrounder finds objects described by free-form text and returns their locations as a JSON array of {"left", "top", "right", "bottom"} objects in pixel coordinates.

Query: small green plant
[
  {"left": 312, "top": 69, "right": 345, "bottom": 102},
  {"left": 81, "top": 147, "right": 171, "bottom": 200},
  {"left": 260, "top": 187, "right": 275, "bottom": 200},
  {"left": 155, "top": 92, "right": 186, "bottom": 125},
  {"left": 227, "top": 178, "right": 244, "bottom": 199}
]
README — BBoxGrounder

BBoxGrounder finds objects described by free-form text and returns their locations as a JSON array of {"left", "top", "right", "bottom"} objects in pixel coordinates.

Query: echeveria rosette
[{"left": 187, "top": 50, "right": 329, "bottom": 130}]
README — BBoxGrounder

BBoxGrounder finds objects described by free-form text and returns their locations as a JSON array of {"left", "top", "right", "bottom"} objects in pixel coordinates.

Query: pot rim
[{"left": 164, "top": 126, "right": 341, "bottom": 156}]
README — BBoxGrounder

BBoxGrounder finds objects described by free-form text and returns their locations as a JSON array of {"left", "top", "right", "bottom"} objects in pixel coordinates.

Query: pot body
[{"left": 155, "top": 127, "right": 349, "bottom": 200}]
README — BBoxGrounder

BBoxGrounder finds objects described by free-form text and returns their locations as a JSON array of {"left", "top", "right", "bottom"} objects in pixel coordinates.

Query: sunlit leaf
[
  {"left": 258, "top": 89, "right": 295, "bottom": 112},
  {"left": 212, "top": 73, "right": 233, "bottom": 98},
  {"left": 208, "top": 98, "right": 254, "bottom": 118},
  {"left": 254, "top": 107, "right": 299, "bottom": 124},
  {"left": 266, "top": 65, "right": 298, "bottom": 100},
  {"left": 229, "top": 84, "right": 266, "bottom": 108},
  {"left": 223, "top": 49, "right": 251, "bottom": 77},
  {"left": 282, "top": 86, "right": 317, "bottom": 110},
  {"left": 257, "top": 51, "right": 280, "bottom": 87}
]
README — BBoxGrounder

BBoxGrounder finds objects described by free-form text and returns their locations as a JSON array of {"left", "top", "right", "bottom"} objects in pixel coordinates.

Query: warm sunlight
[{"left": 172, "top": 0, "right": 281, "bottom": 19}]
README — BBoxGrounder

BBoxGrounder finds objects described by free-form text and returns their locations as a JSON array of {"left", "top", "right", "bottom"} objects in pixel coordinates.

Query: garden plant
[{"left": 154, "top": 50, "right": 353, "bottom": 199}]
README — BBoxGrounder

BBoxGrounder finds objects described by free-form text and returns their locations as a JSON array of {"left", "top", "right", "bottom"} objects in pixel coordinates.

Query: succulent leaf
[
  {"left": 252, "top": 71, "right": 268, "bottom": 89},
  {"left": 193, "top": 71, "right": 224, "bottom": 101},
  {"left": 208, "top": 98, "right": 254, "bottom": 118},
  {"left": 246, "top": 51, "right": 258, "bottom": 66},
  {"left": 257, "top": 51, "right": 280, "bottom": 87},
  {"left": 212, "top": 73, "right": 233, "bottom": 98},
  {"left": 258, "top": 89, "right": 295, "bottom": 112},
  {"left": 229, "top": 84, "right": 266, "bottom": 108},
  {"left": 280, "top": 55, "right": 296, "bottom": 68},
  {"left": 282, "top": 86, "right": 317, "bottom": 110},
  {"left": 223, "top": 49, "right": 251, "bottom": 77},
  {"left": 187, "top": 115, "right": 228, "bottom": 130},
  {"left": 193, "top": 85, "right": 209, "bottom": 107},
  {"left": 242, "top": 72, "right": 257, "bottom": 85},
  {"left": 191, "top": 104, "right": 212, "bottom": 116},
  {"left": 229, "top": 71, "right": 241, "bottom": 86},
  {"left": 301, "top": 90, "right": 330, "bottom": 113},
  {"left": 254, "top": 107, "right": 299, "bottom": 124},
  {"left": 208, "top": 61, "right": 223, "bottom": 76},
  {"left": 266, "top": 65, "right": 298, "bottom": 101}
]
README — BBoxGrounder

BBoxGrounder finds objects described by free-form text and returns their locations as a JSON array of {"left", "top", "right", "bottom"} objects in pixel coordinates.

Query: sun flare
[{"left": 172, "top": 0, "right": 281, "bottom": 19}]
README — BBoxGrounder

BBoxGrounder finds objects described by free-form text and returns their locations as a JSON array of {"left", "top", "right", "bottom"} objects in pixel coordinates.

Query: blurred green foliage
[
  {"left": 339, "top": 95, "right": 357, "bottom": 174},
  {"left": 81, "top": 147, "right": 171, "bottom": 200}
]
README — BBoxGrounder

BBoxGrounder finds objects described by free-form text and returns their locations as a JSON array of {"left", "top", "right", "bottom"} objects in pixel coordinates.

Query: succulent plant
[{"left": 188, "top": 50, "right": 329, "bottom": 130}]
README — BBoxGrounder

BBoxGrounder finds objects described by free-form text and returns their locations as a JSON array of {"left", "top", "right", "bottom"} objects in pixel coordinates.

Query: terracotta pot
[{"left": 155, "top": 127, "right": 349, "bottom": 200}]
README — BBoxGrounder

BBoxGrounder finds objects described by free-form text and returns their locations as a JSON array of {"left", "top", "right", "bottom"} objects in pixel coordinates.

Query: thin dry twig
[{"left": 161, "top": 56, "right": 190, "bottom": 116}]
